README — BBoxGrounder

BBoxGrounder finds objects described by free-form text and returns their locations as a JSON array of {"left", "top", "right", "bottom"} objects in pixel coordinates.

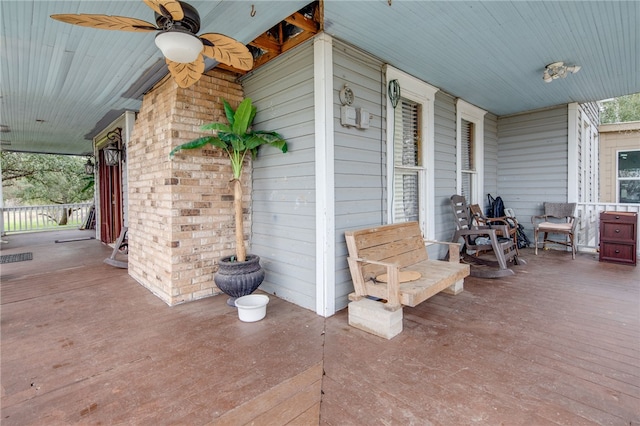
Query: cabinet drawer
[
  {"left": 599, "top": 242, "right": 636, "bottom": 264},
  {"left": 601, "top": 223, "right": 635, "bottom": 241},
  {"left": 600, "top": 212, "right": 637, "bottom": 224}
]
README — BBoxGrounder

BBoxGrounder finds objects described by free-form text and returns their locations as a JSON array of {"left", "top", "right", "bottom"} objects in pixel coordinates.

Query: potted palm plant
[{"left": 170, "top": 98, "right": 287, "bottom": 305}]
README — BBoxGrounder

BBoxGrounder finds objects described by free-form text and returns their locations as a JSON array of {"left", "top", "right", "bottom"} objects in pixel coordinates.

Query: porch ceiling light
[
  {"left": 154, "top": 31, "right": 202, "bottom": 63},
  {"left": 543, "top": 61, "right": 581, "bottom": 83}
]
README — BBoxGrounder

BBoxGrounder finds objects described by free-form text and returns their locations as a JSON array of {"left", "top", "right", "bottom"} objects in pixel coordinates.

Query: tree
[
  {"left": 1, "top": 152, "right": 93, "bottom": 206},
  {"left": 600, "top": 93, "right": 640, "bottom": 124},
  {"left": 170, "top": 98, "right": 287, "bottom": 262}
]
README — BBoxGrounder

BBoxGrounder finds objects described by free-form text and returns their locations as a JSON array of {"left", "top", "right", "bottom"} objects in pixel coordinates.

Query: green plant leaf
[
  {"left": 248, "top": 106, "right": 257, "bottom": 128},
  {"left": 244, "top": 135, "right": 266, "bottom": 150},
  {"left": 253, "top": 131, "right": 288, "bottom": 153},
  {"left": 217, "top": 132, "right": 235, "bottom": 145},
  {"left": 223, "top": 99, "right": 235, "bottom": 126},
  {"left": 228, "top": 134, "right": 246, "bottom": 152},
  {"left": 232, "top": 98, "right": 253, "bottom": 135},
  {"left": 207, "top": 137, "right": 228, "bottom": 150},
  {"left": 201, "top": 122, "right": 231, "bottom": 133},
  {"left": 169, "top": 136, "right": 212, "bottom": 157},
  {"left": 270, "top": 139, "right": 288, "bottom": 153}
]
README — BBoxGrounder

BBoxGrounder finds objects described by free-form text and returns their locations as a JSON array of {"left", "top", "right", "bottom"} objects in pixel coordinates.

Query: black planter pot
[{"left": 214, "top": 254, "right": 265, "bottom": 306}]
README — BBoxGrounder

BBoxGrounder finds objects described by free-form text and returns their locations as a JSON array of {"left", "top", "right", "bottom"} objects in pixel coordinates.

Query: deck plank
[{"left": 2, "top": 231, "right": 639, "bottom": 425}]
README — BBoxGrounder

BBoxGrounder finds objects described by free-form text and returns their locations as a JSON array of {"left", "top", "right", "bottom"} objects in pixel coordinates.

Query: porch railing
[
  {"left": 576, "top": 202, "right": 640, "bottom": 254},
  {"left": 1, "top": 202, "right": 94, "bottom": 234}
]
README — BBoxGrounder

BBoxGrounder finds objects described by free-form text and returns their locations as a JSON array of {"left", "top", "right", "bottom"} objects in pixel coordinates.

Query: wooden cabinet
[{"left": 599, "top": 211, "right": 637, "bottom": 265}]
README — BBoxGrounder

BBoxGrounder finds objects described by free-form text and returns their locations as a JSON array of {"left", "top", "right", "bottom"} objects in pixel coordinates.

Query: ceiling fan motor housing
[{"left": 155, "top": 1, "right": 200, "bottom": 34}]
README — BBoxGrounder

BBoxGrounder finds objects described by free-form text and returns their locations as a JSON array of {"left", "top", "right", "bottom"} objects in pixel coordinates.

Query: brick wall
[{"left": 127, "top": 70, "right": 248, "bottom": 305}]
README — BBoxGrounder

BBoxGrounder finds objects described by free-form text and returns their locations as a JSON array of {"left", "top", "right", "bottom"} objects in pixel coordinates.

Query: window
[
  {"left": 456, "top": 100, "right": 486, "bottom": 205},
  {"left": 618, "top": 150, "right": 640, "bottom": 203},
  {"left": 385, "top": 66, "right": 438, "bottom": 238},
  {"left": 392, "top": 98, "right": 422, "bottom": 222},
  {"left": 460, "top": 119, "right": 475, "bottom": 201}
]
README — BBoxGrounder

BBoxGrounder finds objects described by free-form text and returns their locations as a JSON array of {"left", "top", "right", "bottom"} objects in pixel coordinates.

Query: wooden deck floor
[{"left": 1, "top": 230, "right": 639, "bottom": 425}]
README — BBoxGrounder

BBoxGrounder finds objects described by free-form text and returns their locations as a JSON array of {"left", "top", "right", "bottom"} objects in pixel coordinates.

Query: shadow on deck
[{"left": 1, "top": 230, "right": 639, "bottom": 425}]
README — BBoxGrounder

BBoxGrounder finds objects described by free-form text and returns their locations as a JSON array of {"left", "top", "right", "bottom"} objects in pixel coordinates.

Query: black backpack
[
  {"left": 516, "top": 223, "right": 531, "bottom": 249},
  {"left": 487, "top": 194, "right": 505, "bottom": 218}
]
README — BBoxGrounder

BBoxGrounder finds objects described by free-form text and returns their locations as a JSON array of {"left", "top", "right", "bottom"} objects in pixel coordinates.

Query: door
[{"left": 98, "top": 149, "right": 122, "bottom": 244}]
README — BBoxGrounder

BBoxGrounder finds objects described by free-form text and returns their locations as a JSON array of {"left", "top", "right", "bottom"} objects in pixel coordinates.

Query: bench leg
[
  {"left": 349, "top": 298, "right": 403, "bottom": 339},
  {"left": 384, "top": 265, "right": 402, "bottom": 311},
  {"left": 442, "top": 279, "right": 464, "bottom": 295}
]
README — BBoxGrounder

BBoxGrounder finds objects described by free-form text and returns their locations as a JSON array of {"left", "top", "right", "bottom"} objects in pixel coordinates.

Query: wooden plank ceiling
[{"left": 219, "top": 2, "right": 321, "bottom": 74}]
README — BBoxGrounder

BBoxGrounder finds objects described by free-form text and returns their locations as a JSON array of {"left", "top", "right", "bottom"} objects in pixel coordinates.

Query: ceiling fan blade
[
  {"left": 143, "top": 0, "right": 184, "bottom": 21},
  {"left": 199, "top": 33, "right": 254, "bottom": 71},
  {"left": 50, "top": 14, "right": 158, "bottom": 32},
  {"left": 166, "top": 55, "right": 205, "bottom": 88}
]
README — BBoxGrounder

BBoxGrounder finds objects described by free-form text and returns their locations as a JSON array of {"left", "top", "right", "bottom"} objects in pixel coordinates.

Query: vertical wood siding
[
  {"left": 497, "top": 106, "right": 569, "bottom": 235},
  {"left": 242, "top": 43, "right": 318, "bottom": 311}
]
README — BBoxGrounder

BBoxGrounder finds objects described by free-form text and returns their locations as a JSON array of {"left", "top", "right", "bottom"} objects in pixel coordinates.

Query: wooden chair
[
  {"left": 531, "top": 202, "right": 577, "bottom": 259},
  {"left": 450, "top": 195, "right": 521, "bottom": 278},
  {"left": 469, "top": 204, "right": 520, "bottom": 254}
]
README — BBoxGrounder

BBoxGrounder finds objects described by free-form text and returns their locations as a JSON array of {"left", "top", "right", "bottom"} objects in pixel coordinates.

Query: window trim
[
  {"left": 385, "top": 65, "right": 438, "bottom": 238},
  {"left": 456, "top": 99, "right": 486, "bottom": 205},
  {"left": 616, "top": 148, "right": 640, "bottom": 204}
]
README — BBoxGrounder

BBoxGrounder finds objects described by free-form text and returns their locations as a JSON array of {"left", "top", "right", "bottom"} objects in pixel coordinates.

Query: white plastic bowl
[{"left": 234, "top": 294, "right": 269, "bottom": 322}]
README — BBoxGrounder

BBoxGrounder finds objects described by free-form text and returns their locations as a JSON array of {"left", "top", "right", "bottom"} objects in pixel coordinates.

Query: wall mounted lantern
[
  {"left": 103, "top": 128, "right": 123, "bottom": 166},
  {"left": 84, "top": 156, "right": 94, "bottom": 175}
]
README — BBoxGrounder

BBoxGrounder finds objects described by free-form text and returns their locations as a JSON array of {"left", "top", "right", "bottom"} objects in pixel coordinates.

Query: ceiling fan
[{"left": 51, "top": 0, "right": 254, "bottom": 88}]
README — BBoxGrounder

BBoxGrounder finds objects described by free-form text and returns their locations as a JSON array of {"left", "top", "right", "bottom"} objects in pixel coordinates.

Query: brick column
[{"left": 127, "top": 71, "right": 247, "bottom": 305}]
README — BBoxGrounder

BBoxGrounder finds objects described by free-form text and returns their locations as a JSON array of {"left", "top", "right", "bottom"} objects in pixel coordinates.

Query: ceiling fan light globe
[{"left": 155, "top": 31, "right": 202, "bottom": 63}]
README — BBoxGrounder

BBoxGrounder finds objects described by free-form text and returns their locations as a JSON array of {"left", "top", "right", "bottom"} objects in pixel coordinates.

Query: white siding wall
[
  {"left": 433, "top": 91, "right": 458, "bottom": 248},
  {"left": 576, "top": 102, "right": 600, "bottom": 203},
  {"left": 483, "top": 113, "right": 499, "bottom": 210},
  {"left": 242, "top": 42, "right": 318, "bottom": 311},
  {"left": 333, "top": 41, "right": 387, "bottom": 310},
  {"left": 497, "top": 105, "right": 569, "bottom": 236},
  {"left": 244, "top": 35, "right": 579, "bottom": 314},
  {"left": 332, "top": 43, "right": 476, "bottom": 305}
]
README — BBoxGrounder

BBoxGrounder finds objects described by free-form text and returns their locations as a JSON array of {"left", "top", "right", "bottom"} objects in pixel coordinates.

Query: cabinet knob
[
  {"left": 615, "top": 216, "right": 620, "bottom": 219},
  {"left": 615, "top": 249, "right": 620, "bottom": 254},
  {"left": 615, "top": 229, "right": 620, "bottom": 233}
]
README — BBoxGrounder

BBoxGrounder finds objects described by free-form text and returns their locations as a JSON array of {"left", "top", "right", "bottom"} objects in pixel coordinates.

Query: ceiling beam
[{"left": 284, "top": 12, "right": 319, "bottom": 34}]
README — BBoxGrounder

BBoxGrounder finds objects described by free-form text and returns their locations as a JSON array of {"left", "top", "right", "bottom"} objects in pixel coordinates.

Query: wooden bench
[{"left": 345, "top": 222, "right": 470, "bottom": 313}]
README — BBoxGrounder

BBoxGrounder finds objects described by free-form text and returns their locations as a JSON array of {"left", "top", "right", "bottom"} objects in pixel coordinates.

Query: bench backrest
[{"left": 344, "top": 222, "right": 428, "bottom": 282}]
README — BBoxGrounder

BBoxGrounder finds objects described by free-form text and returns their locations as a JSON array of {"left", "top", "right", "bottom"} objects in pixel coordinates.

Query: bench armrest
[
  {"left": 348, "top": 257, "right": 402, "bottom": 309},
  {"left": 351, "top": 257, "right": 398, "bottom": 268},
  {"left": 424, "top": 240, "right": 461, "bottom": 263}
]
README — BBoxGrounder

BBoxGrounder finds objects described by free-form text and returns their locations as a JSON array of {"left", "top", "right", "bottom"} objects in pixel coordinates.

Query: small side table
[{"left": 599, "top": 211, "right": 637, "bottom": 265}]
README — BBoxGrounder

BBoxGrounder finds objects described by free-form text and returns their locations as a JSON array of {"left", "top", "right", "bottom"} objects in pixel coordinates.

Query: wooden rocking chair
[
  {"left": 469, "top": 204, "right": 520, "bottom": 254},
  {"left": 450, "top": 195, "right": 522, "bottom": 278}
]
